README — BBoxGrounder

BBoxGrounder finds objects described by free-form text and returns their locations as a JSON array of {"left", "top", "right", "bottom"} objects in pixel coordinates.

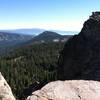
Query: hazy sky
[{"left": 0, "top": 0, "right": 100, "bottom": 31}]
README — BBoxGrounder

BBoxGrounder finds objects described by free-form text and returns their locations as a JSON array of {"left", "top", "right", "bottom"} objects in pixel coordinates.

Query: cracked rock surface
[{"left": 26, "top": 80, "right": 100, "bottom": 100}]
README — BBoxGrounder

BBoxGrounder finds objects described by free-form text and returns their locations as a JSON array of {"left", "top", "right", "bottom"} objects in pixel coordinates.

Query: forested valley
[{"left": 0, "top": 42, "right": 65, "bottom": 100}]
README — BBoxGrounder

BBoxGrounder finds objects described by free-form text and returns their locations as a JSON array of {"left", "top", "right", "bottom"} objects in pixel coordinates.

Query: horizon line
[{"left": 0, "top": 27, "right": 79, "bottom": 32}]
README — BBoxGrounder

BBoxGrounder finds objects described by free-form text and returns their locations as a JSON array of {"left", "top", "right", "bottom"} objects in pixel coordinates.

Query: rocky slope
[
  {"left": 0, "top": 72, "right": 15, "bottom": 100},
  {"left": 58, "top": 11, "right": 100, "bottom": 80},
  {"left": 26, "top": 80, "right": 100, "bottom": 100}
]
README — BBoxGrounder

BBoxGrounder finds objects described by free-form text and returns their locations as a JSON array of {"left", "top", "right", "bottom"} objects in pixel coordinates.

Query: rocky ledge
[
  {"left": 90, "top": 12, "right": 100, "bottom": 21},
  {"left": 0, "top": 72, "right": 15, "bottom": 100},
  {"left": 26, "top": 80, "right": 100, "bottom": 100}
]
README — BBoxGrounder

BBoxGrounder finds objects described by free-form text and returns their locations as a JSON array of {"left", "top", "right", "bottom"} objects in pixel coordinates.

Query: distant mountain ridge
[
  {"left": 0, "top": 28, "right": 78, "bottom": 35},
  {"left": 0, "top": 32, "right": 33, "bottom": 41},
  {"left": 0, "top": 31, "right": 34, "bottom": 55},
  {"left": 0, "top": 30, "right": 72, "bottom": 55}
]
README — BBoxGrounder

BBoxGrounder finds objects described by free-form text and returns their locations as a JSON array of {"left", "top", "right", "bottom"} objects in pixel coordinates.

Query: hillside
[
  {"left": 29, "top": 31, "right": 72, "bottom": 43},
  {"left": 0, "top": 32, "right": 33, "bottom": 41},
  {"left": 0, "top": 31, "right": 72, "bottom": 56},
  {"left": 0, "top": 42, "right": 66, "bottom": 99},
  {"left": 0, "top": 32, "right": 33, "bottom": 55}
]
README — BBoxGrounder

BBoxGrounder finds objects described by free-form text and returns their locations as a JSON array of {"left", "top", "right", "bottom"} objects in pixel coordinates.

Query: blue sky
[{"left": 0, "top": 0, "right": 100, "bottom": 31}]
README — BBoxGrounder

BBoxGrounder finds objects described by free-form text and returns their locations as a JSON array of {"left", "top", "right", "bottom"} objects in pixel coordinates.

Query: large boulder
[
  {"left": 0, "top": 72, "right": 15, "bottom": 100},
  {"left": 58, "top": 12, "right": 100, "bottom": 80},
  {"left": 26, "top": 80, "right": 100, "bottom": 100}
]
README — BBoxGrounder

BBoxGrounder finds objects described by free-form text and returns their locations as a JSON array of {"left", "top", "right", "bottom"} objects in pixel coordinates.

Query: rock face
[
  {"left": 26, "top": 80, "right": 100, "bottom": 100},
  {"left": 0, "top": 72, "right": 15, "bottom": 100},
  {"left": 58, "top": 12, "right": 100, "bottom": 80}
]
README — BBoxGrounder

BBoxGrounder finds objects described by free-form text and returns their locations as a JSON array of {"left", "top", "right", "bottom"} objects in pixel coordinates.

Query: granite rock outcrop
[
  {"left": 58, "top": 12, "right": 100, "bottom": 80},
  {"left": 0, "top": 72, "right": 15, "bottom": 100},
  {"left": 26, "top": 80, "right": 100, "bottom": 100}
]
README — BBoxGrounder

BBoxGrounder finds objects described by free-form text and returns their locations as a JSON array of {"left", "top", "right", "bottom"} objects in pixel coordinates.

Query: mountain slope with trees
[
  {"left": 0, "top": 42, "right": 66, "bottom": 99},
  {"left": 28, "top": 31, "right": 72, "bottom": 43}
]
